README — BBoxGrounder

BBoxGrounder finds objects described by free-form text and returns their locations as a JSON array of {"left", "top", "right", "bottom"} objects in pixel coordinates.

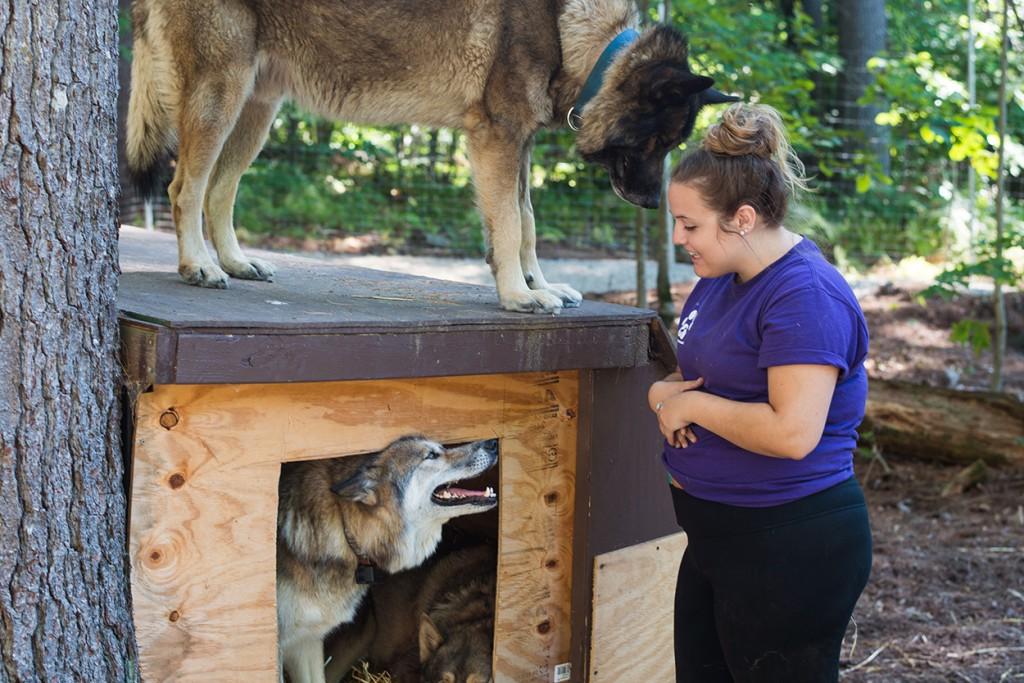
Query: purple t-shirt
[{"left": 662, "top": 237, "right": 869, "bottom": 507}]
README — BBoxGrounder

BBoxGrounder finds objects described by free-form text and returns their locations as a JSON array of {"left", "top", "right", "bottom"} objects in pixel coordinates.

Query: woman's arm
[{"left": 657, "top": 364, "right": 839, "bottom": 459}]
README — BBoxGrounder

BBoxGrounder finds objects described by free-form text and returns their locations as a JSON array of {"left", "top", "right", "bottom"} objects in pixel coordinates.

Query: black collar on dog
[
  {"left": 567, "top": 28, "right": 640, "bottom": 131},
  {"left": 342, "top": 519, "right": 386, "bottom": 585}
]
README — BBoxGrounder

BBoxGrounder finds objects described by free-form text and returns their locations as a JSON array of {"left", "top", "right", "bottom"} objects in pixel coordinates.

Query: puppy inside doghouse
[
  {"left": 325, "top": 541, "right": 497, "bottom": 683},
  {"left": 277, "top": 435, "right": 499, "bottom": 683}
]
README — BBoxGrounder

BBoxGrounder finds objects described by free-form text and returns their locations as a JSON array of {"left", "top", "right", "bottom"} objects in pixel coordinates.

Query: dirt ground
[{"left": 596, "top": 282, "right": 1024, "bottom": 681}]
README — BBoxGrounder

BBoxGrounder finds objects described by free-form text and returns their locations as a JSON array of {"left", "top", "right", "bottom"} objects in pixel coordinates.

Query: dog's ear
[
  {"left": 419, "top": 613, "right": 445, "bottom": 663},
  {"left": 330, "top": 465, "right": 382, "bottom": 506},
  {"left": 639, "top": 63, "right": 715, "bottom": 107},
  {"left": 702, "top": 87, "right": 742, "bottom": 105}
]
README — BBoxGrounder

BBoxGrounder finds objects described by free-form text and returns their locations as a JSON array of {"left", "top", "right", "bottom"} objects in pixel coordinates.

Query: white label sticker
[{"left": 554, "top": 662, "right": 571, "bottom": 682}]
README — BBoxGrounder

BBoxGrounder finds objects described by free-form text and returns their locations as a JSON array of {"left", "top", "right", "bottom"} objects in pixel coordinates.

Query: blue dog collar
[{"left": 568, "top": 28, "right": 640, "bottom": 131}]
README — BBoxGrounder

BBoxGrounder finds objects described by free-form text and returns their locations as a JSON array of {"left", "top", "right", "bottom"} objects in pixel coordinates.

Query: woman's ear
[{"left": 733, "top": 205, "right": 757, "bottom": 235}]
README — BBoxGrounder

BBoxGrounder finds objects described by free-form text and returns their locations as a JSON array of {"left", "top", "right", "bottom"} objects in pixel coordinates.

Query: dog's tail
[{"left": 126, "top": 1, "right": 177, "bottom": 200}]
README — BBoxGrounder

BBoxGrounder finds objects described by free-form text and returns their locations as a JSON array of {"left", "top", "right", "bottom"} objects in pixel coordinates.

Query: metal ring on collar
[{"left": 567, "top": 107, "right": 583, "bottom": 131}]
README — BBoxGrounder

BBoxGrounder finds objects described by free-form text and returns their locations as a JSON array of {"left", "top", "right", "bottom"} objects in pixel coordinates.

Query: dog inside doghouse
[{"left": 277, "top": 435, "right": 501, "bottom": 683}]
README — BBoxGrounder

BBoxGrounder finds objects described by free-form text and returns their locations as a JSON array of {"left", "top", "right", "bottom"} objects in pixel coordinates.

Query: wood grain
[
  {"left": 589, "top": 532, "right": 688, "bottom": 683},
  {"left": 129, "top": 372, "right": 577, "bottom": 682},
  {"left": 863, "top": 378, "right": 1024, "bottom": 466}
]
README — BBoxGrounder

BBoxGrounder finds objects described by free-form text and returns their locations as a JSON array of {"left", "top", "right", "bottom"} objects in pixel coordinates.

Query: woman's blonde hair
[{"left": 671, "top": 103, "right": 809, "bottom": 228}]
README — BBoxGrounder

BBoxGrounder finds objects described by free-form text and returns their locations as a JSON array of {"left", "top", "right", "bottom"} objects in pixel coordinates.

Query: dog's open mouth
[{"left": 432, "top": 484, "right": 497, "bottom": 507}]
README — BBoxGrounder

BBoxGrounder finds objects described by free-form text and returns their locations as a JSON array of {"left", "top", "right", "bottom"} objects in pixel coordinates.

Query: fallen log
[{"left": 861, "top": 379, "right": 1024, "bottom": 466}]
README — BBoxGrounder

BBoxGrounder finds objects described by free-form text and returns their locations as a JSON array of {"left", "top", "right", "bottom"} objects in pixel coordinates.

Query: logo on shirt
[{"left": 677, "top": 309, "right": 699, "bottom": 344}]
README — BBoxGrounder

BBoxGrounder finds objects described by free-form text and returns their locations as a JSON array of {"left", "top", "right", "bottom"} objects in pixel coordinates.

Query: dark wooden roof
[{"left": 118, "top": 227, "right": 674, "bottom": 386}]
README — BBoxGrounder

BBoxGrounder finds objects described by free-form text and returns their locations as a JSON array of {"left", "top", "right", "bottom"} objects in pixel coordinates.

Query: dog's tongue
[{"left": 449, "top": 487, "right": 485, "bottom": 497}]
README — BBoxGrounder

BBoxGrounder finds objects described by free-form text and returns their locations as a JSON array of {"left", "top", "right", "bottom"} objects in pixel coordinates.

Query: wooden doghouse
[{"left": 119, "top": 227, "right": 686, "bottom": 682}]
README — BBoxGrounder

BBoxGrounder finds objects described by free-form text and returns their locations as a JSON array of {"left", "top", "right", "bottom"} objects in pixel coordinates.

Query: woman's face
[{"left": 669, "top": 182, "right": 744, "bottom": 279}]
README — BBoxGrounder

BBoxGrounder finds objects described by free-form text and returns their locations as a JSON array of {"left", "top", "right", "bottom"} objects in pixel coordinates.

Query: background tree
[
  {"left": 0, "top": 0, "right": 137, "bottom": 679},
  {"left": 837, "top": 0, "right": 890, "bottom": 176}
]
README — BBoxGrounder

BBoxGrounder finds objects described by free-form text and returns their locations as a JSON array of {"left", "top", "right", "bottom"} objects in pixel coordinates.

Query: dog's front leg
[
  {"left": 517, "top": 148, "right": 582, "bottom": 308},
  {"left": 467, "top": 127, "right": 564, "bottom": 313},
  {"left": 282, "top": 637, "right": 328, "bottom": 683}
]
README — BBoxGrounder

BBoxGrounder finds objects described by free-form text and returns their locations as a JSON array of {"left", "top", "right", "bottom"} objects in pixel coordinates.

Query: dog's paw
[
  {"left": 179, "top": 262, "right": 229, "bottom": 289},
  {"left": 500, "top": 288, "right": 564, "bottom": 314},
  {"left": 222, "top": 256, "right": 276, "bottom": 282},
  {"left": 543, "top": 283, "right": 583, "bottom": 308}
]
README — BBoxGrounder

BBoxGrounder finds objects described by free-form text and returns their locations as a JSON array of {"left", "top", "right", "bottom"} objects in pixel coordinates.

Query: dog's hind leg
[
  {"left": 282, "top": 637, "right": 328, "bottom": 683},
  {"left": 517, "top": 148, "right": 583, "bottom": 308},
  {"left": 204, "top": 90, "right": 282, "bottom": 281},
  {"left": 467, "top": 125, "right": 563, "bottom": 313},
  {"left": 169, "top": 65, "right": 256, "bottom": 288}
]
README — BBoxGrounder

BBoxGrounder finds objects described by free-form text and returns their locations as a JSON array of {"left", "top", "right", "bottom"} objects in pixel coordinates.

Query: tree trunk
[
  {"left": 653, "top": 0, "right": 675, "bottom": 325},
  {"left": 801, "top": 0, "right": 823, "bottom": 30},
  {"left": 780, "top": 0, "right": 823, "bottom": 47},
  {"left": 634, "top": 207, "right": 647, "bottom": 308},
  {"left": 445, "top": 129, "right": 461, "bottom": 182},
  {"left": 836, "top": 0, "right": 890, "bottom": 176},
  {"left": 779, "top": 0, "right": 825, "bottom": 192},
  {"left": 861, "top": 379, "right": 1024, "bottom": 467},
  {"left": 0, "top": 0, "right": 138, "bottom": 680},
  {"left": 990, "top": 0, "right": 1010, "bottom": 392},
  {"left": 427, "top": 128, "right": 440, "bottom": 181}
]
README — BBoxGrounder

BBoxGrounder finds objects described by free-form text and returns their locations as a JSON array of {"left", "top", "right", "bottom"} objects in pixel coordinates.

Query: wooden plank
[
  {"left": 129, "top": 372, "right": 577, "bottom": 682},
  {"left": 588, "top": 366, "right": 679, "bottom": 556},
  {"left": 117, "top": 227, "right": 660, "bottom": 386},
  {"left": 130, "top": 449, "right": 280, "bottom": 681},
  {"left": 120, "top": 321, "right": 158, "bottom": 398},
  {"left": 568, "top": 370, "right": 596, "bottom": 681},
  {"left": 494, "top": 374, "right": 578, "bottom": 682},
  {"left": 118, "top": 227, "right": 651, "bottom": 331},
  {"left": 589, "top": 532, "right": 687, "bottom": 683},
  {"left": 160, "top": 325, "right": 646, "bottom": 384}
]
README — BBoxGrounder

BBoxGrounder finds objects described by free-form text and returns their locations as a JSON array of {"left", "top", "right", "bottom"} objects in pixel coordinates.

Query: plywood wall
[
  {"left": 589, "top": 532, "right": 688, "bottom": 683},
  {"left": 129, "top": 372, "right": 577, "bottom": 682}
]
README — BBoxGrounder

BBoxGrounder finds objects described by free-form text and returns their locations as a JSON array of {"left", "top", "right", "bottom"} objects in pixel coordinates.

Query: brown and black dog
[
  {"left": 324, "top": 543, "right": 497, "bottom": 683},
  {"left": 127, "top": 0, "right": 734, "bottom": 312},
  {"left": 276, "top": 436, "right": 498, "bottom": 683}
]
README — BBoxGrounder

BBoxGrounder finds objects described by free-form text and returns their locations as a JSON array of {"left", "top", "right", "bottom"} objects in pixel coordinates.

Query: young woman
[{"left": 649, "top": 103, "right": 872, "bottom": 682}]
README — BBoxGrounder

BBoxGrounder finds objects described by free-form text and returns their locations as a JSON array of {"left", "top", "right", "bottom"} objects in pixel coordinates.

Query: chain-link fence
[{"left": 120, "top": 100, "right": 1021, "bottom": 268}]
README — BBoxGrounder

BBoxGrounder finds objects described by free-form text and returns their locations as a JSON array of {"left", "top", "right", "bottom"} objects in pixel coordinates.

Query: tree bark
[
  {"left": 0, "top": 0, "right": 138, "bottom": 680},
  {"left": 990, "top": 0, "right": 1009, "bottom": 392},
  {"left": 862, "top": 379, "right": 1024, "bottom": 467},
  {"left": 836, "top": 0, "right": 890, "bottom": 176}
]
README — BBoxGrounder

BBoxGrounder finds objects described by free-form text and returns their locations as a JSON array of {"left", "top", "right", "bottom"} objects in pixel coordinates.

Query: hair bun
[{"left": 702, "top": 103, "right": 782, "bottom": 160}]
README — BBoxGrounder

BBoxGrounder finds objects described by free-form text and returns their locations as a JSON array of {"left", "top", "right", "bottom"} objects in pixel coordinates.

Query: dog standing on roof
[{"left": 126, "top": 0, "right": 735, "bottom": 313}]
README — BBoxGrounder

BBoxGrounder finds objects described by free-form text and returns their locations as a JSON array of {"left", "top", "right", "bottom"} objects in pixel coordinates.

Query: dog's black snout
[
  {"left": 638, "top": 193, "right": 661, "bottom": 209},
  {"left": 482, "top": 438, "right": 499, "bottom": 454}
]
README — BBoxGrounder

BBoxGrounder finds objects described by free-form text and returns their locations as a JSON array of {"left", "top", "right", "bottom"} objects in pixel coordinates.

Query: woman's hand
[
  {"left": 649, "top": 375, "right": 704, "bottom": 448},
  {"left": 648, "top": 373, "right": 703, "bottom": 412},
  {"left": 657, "top": 390, "right": 702, "bottom": 448}
]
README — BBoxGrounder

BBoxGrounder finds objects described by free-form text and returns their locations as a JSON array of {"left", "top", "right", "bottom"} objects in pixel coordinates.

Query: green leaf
[{"left": 950, "top": 319, "right": 991, "bottom": 358}]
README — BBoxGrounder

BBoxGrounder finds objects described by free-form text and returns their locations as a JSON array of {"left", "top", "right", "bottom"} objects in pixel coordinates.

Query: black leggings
[{"left": 671, "top": 477, "right": 872, "bottom": 683}]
